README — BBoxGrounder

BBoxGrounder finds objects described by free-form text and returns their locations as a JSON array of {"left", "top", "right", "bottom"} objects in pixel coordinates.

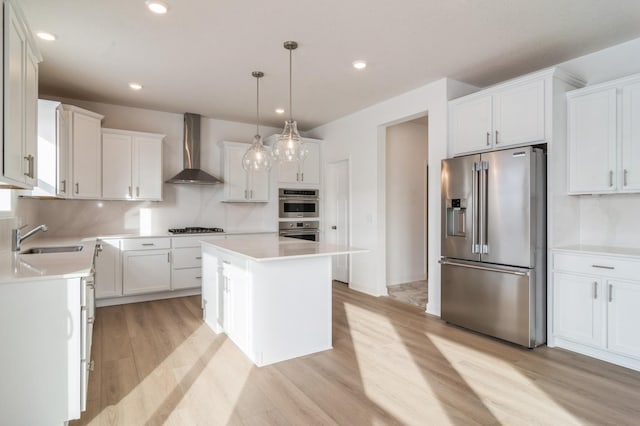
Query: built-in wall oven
[
  {"left": 279, "top": 221, "right": 320, "bottom": 241},
  {"left": 279, "top": 188, "right": 319, "bottom": 218}
]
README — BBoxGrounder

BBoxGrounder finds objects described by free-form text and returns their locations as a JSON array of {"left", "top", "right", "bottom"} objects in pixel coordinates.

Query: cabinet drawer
[
  {"left": 553, "top": 253, "right": 640, "bottom": 280},
  {"left": 172, "top": 267, "right": 202, "bottom": 290},
  {"left": 172, "top": 235, "right": 223, "bottom": 248},
  {"left": 122, "top": 237, "right": 170, "bottom": 251},
  {"left": 173, "top": 247, "right": 202, "bottom": 269}
]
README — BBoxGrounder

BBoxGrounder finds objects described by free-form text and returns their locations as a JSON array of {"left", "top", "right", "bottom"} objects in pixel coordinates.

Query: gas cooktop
[{"left": 168, "top": 227, "right": 224, "bottom": 234}]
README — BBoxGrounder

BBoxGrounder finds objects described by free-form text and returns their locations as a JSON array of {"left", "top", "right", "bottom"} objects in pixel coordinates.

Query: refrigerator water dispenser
[{"left": 446, "top": 198, "right": 467, "bottom": 237}]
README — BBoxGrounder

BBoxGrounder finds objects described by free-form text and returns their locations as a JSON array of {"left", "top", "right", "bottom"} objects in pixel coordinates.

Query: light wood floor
[{"left": 73, "top": 282, "right": 640, "bottom": 425}]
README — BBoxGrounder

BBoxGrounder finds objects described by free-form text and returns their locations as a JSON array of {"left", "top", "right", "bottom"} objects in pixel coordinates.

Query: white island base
[{"left": 201, "top": 237, "right": 363, "bottom": 367}]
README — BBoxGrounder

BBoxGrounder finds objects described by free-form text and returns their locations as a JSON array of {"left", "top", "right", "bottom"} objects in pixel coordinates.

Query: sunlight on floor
[
  {"left": 426, "top": 332, "right": 582, "bottom": 425},
  {"left": 343, "top": 302, "right": 455, "bottom": 425},
  {"left": 87, "top": 324, "right": 254, "bottom": 425}
]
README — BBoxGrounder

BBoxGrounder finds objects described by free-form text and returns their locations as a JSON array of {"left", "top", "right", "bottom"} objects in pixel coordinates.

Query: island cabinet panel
[{"left": 201, "top": 243, "right": 333, "bottom": 366}]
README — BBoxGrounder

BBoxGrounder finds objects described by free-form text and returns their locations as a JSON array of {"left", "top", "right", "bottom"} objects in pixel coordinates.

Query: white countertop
[
  {"left": 201, "top": 236, "right": 367, "bottom": 262},
  {"left": 97, "top": 229, "right": 276, "bottom": 240},
  {"left": 0, "top": 237, "right": 96, "bottom": 284},
  {"left": 553, "top": 244, "right": 640, "bottom": 259}
]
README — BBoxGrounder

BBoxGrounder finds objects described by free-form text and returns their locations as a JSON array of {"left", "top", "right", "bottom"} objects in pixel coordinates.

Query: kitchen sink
[{"left": 21, "top": 245, "right": 84, "bottom": 254}]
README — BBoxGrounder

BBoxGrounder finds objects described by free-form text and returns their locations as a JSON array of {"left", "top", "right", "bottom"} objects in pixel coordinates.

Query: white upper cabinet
[
  {"left": 621, "top": 81, "right": 640, "bottom": 192},
  {"left": 221, "top": 141, "right": 269, "bottom": 202},
  {"left": 2, "top": 0, "right": 42, "bottom": 188},
  {"left": 567, "top": 73, "right": 640, "bottom": 194},
  {"left": 449, "top": 96, "right": 493, "bottom": 155},
  {"left": 567, "top": 88, "right": 617, "bottom": 194},
  {"left": 449, "top": 75, "right": 547, "bottom": 156},
  {"left": 70, "top": 109, "right": 103, "bottom": 198},
  {"left": 102, "top": 129, "right": 164, "bottom": 201},
  {"left": 264, "top": 135, "right": 321, "bottom": 186},
  {"left": 493, "top": 79, "right": 545, "bottom": 147}
]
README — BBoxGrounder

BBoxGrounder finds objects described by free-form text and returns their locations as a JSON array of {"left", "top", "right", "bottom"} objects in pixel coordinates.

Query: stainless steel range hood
[{"left": 165, "top": 113, "right": 224, "bottom": 185}]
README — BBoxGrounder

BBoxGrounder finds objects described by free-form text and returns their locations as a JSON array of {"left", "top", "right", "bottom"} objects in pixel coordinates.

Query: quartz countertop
[
  {"left": 96, "top": 229, "right": 276, "bottom": 240},
  {"left": 553, "top": 244, "right": 640, "bottom": 259},
  {"left": 201, "top": 236, "right": 367, "bottom": 262},
  {"left": 0, "top": 237, "right": 97, "bottom": 284}
]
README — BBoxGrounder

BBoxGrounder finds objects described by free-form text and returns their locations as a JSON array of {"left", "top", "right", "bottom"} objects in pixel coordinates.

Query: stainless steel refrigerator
[{"left": 440, "top": 146, "right": 546, "bottom": 348}]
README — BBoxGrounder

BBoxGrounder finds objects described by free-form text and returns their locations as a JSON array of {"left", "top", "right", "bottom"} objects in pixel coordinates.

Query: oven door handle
[{"left": 279, "top": 197, "right": 319, "bottom": 201}]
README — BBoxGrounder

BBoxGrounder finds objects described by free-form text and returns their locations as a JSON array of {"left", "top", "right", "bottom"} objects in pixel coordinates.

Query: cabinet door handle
[
  {"left": 167, "top": 252, "right": 171, "bottom": 263},
  {"left": 609, "top": 170, "right": 614, "bottom": 187},
  {"left": 486, "top": 132, "right": 490, "bottom": 146},
  {"left": 196, "top": 256, "right": 202, "bottom": 260},
  {"left": 495, "top": 130, "right": 499, "bottom": 145},
  {"left": 223, "top": 260, "right": 231, "bottom": 264},
  {"left": 609, "top": 284, "right": 613, "bottom": 302},
  {"left": 244, "top": 189, "right": 249, "bottom": 200},
  {"left": 61, "top": 180, "right": 66, "bottom": 193},
  {"left": 142, "top": 243, "right": 155, "bottom": 246},
  {"left": 75, "top": 183, "right": 80, "bottom": 194},
  {"left": 250, "top": 189, "right": 254, "bottom": 199},
  {"left": 591, "top": 264, "right": 614, "bottom": 270},
  {"left": 593, "top": 281, "right": 598, "bottom": 299},
  {"left": 624, "top": 169, "right": 629, "bottom": 187},
  {"left": 128, "top": 186, "right": 132, "bottom": 197},
  {"left": 89, "top": 360, "right": 95, "bottom": 372},
  {"left": 195, "top": 276, "right": 202, "bottom": 279},
  {"left": 136, "top": 186, "right": 140, "bottom": 197},
  {"left": 29, "top": 155, "right": 35, "bottom": 178},
  {"left": 300, "top": 173, "right": 304, "bottom": 182}
]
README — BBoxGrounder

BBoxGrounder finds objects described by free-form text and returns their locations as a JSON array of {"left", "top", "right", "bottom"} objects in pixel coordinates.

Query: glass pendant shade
[
  {"left": 273, "top": 120, "right": 304, "bottom": 162},
  {"left": 242, "top": 134, "right": 272, "bottom": 171},
  {"left": 243, "top": 70, "right": 272, "bottom": 172}
]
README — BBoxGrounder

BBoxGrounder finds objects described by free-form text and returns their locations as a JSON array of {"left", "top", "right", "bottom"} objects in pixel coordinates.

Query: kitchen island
[{"left": 201, "top": 236, "right": 365, "bottom": 366}]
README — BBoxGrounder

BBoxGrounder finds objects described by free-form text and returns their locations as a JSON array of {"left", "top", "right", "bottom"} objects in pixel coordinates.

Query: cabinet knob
[
  {"left": 486, "top": 132, "right": 490, "bottom": 146},
  {"left": 495, "top": 130, "right": 499, "bottom": 145}
]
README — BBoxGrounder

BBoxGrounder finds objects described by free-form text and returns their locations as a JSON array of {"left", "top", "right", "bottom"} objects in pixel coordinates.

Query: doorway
[
  {"left": 325, "top": 159, "right": 350, "bottom": 283},
  {"left": 385, "top": 116, "right": 428, "bottom": 308}
]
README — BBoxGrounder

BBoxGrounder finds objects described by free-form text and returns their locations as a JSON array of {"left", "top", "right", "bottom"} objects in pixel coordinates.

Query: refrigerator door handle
[
  {"left": 471, "top": 162, "right": 478, "bottom": 253},
  {"left": 479, "top": 161, "right": 489, "bottom": 254},
  {"left": 439, "top": 259, "right": 529, "bottom": 276}
]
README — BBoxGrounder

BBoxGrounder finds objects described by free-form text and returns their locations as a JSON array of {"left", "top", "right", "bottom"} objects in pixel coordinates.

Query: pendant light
[
  {"left": 242, "top": 71, "right": 273, "bottom": 172},
  {"left": 273, "top": 41, "right": 305, "bottom": 163}
]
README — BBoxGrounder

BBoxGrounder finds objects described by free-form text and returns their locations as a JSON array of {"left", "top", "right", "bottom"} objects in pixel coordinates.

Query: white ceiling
[{"left": 20, "top": 0, "right": 640, "bottom": 130}]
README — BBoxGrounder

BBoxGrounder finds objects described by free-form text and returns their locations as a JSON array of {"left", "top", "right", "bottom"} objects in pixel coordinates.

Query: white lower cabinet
[
  {"left": 171, "top": 236, "right": 220, "bottom": 290},
  {"left": 0, "top": 274, "right": 93, "bottom": 424},
  {"left": 551, "top": 249, "right": 640, "bottom": 370},
  {"left": 123, "top": 248, "right": 171, "bottom": 295},
  {"left": 607, "top": 280, "right": 640, "bottom": 358},
  {"left": 94, "top": 238, "right": 122, "bottom": 298},
  {"left": 553, "top": 272, "right": 605, "bottom": 348}
]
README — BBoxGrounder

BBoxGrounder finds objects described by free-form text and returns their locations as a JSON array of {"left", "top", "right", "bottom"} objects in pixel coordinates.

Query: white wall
[
  {"left": 385, "top": 120, "right": 428, "bottom": 286},
  {"left": 309, "top": 78, "right": 476, "bottom": 316},
  {"left": 20, "top": 97, "right": 281, "bottom": 237}
]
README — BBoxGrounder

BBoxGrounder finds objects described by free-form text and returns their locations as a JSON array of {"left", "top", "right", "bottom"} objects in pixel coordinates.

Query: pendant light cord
[
  {"left": 256, "top": 75, "right": 260, "bottom": 136},
  {"left": 289, "top": 47, "right": 293, "bottom": 122}
]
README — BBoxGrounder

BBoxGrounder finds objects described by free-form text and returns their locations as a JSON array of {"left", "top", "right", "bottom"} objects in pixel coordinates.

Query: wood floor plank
[{"left": 73, "top": 285, "right": 640, "bottom": 425}]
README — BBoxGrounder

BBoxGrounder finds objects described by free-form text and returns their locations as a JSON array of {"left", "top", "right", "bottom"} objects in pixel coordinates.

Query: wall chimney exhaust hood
[{"left": 165, "top": 113, "right": 224, "bottom": 185}]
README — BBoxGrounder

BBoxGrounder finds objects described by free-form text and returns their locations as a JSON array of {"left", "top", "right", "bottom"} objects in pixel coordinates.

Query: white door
[
  {"left": 72, "top": 113, "right": 102, "bottom": 198},
  {"left": 134, "top": 136, "right": 163, "bottom": 200},
  {"left": 493, "top": 79, "right": 545, "bottom": 148},
  {"left": 567, "top": 88, "right": 617, "bottom": 194},
  {"left": 622, "top": 81, "right": 640, "bottom": 192},
  {"left": 122, "top": 249, "right": 171, "bottom": 295},
  {"left": 553, "top": 272, "right": 606, "bottom": 348},
  {"left": 449, "top": 95, "right": 492, "bottom": 155},
  {"left": 102, "top": 132, "right": 132, "bottom": 199},
  {"left": 326, "top": 160, "right": 350, "bottom": 282},
  {"left": 94, "top": 239, "right": 122, "bottom": 299},
  {"left": 607, "top": 280, "right": 640, "bottom": 358}
]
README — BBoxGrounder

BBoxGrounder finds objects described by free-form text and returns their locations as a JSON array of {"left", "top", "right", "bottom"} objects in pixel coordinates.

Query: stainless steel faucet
[{"left": 12, "top": 224, "right": 48, "bottom": 252}]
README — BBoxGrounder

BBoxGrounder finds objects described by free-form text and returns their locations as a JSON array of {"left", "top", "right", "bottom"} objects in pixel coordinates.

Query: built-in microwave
[{"left": 279, "top": 188, "right": 319, "bottom": 218}]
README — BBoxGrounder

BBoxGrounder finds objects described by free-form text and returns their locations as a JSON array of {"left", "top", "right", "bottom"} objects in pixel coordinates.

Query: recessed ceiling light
[
  {"left": 36, "top": 31, "right": 56, "bottom": 41},
  {"left": 146, "top": 0, "right": 169, "bottom": 14},
  {"left": 352, "top": 60, "right": 367, "bottom": 70},
  {"left": 129, "top": 82, "right": 143, "bottom": 90},
  {"left": 275, "top": 108, "right": 285, "bottom": 114}
]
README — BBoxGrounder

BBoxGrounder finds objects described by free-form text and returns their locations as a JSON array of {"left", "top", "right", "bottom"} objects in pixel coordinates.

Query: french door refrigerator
[{"left": 440, "top": 146, "right": 546, "bottom": 348}]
